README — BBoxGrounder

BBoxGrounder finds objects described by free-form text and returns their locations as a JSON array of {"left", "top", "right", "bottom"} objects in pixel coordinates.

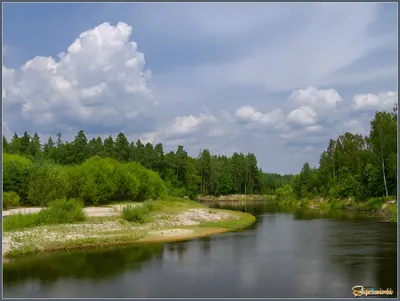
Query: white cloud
[
  {"left": 2, "top": 22, "right": 156, "bottom": 134},
  {"left": 236, "top": 106, "right": 285, "bottom": 126},
  {"left": 288, "top": 86, "right": 342, "bottom": 110},
  {"left": 286, "top": 106, "right": 318, "bottom": 126},
  {"left": 352, "top": 91, "right": 397, "bottom": 111},
  {"left": 166, "top": 114, "right": 216, "bottom": 137},
  {"left": 305, "top": 124, "right": 323, "bottom": 133},
  {"left": 2, "top": 3, "right": 397, "bottom": 174}
]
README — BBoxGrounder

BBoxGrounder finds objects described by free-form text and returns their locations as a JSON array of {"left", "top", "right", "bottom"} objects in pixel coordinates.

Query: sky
[{"left": 2, "top": 2, "right": 398, "bottom": 174}]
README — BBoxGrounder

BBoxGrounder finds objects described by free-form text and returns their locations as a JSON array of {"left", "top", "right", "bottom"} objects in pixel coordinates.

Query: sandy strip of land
[
  {"left": 2, "top": 207, "right": 249, "bottom": 260},
  {"left": 2, "top": 204, "right": 139, "bottom": 217}
]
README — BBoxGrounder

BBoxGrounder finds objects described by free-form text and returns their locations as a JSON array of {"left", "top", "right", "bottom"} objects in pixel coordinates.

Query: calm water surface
[{"left": 3, "top": 202, "right": 397, "bottom": 298}]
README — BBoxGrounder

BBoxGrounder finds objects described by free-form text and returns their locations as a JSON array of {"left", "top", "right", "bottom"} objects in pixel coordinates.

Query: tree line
[
  {"left": 289, "top": 105, "right": 397, "bottom": 201},
  {"left": 2, "top": 131, "right": 292, "bottom": 201},
  {"left": 3, "top": 105, "right": 396, "bottom": 204}
]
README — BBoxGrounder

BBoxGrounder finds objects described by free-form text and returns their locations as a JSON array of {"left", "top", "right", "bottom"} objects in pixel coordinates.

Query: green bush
[
  {"left": 63, "top": 166, "right": 97, "bottom": 205},
  {"left": 126, "top": 162, "right": 166, "bottom": 202},
  {"left": 366, "top": 197, "right": 389, "bottom": 211},
  {"left": 4, "top": 154, "right": 167, "bottom": 208},
  {"left": 28, "top": 163, "right": 68, "bottom": 206},
  {"left": 3, "top": 154, "right": 33, "bottom": 204},
  {"left": 276, "top": 184, "right": 295, "bottom": 202},
  {"left": 121, "top": 200, "right": 161, "bottom": 223},
  {"left": 113, "top": 163, "right": 140, "bottom": 202},
  {"left": 79, "top": 157, "right": 118, "bottom": 205},
  {"left": 3, "top": 198, "right": 86, "bottom": 231},
  {"left": 3, "top": 191, "right": 20, "bottom": 209},
  {"left": 38, "top": 198, "right": 86, "bottom": 224},
  {"left": 3, "top": 213, "right": 39, "bottom": 232},
  {"left": 121, "top": 204, "right": 149, "bottom": 223},
  {"left": 63, "top": 157, "right": 166, "bottom": 205}
]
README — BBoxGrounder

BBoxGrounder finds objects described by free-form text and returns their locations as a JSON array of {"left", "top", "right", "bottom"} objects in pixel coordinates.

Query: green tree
[
  {"left": 368, "top": 111, "right": 397, "bottom": 197},
  {"left": 26, "top": 132, "right": 42, "bottom": 158},
  {"left": 114, "top": 133, "right": 130, "bottom": 162}
]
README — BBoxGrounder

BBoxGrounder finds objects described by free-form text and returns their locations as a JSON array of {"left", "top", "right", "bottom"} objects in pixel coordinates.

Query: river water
[{"left": 3, "top": 201, "right": 397, "bottom": 298}]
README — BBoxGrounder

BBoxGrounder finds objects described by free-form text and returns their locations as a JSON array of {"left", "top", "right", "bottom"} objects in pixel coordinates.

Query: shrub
[
  {"left": 121, "top": 200, "right": 160, "bottom": 223},
  {"left": 113, "top": 163, "right": 140, "bottom": 202},
  {"left": 3, "top": 198, "right": 85, "bottom": 231},
  {"left": 366, "top": 197, "right": 389, "bottom": 211},
  {"left": 3, "top": 213, "right": 39, "bottom": 232},
  {"left": 28, "top": 163, "right": 68, "bottom": 206},
  {"left": 3, "top": 191, "right": 20, "bottom": 209},
  {"left": 63, "top": 166, "right": 98, "bottom": 206},
  {"left": 38, "top": 198, "right": 86, "bottom": 224},
  {"left": 3, "top": 154, "right": 33, "bottom": 204},
  {"left": 276, "top": 184, "right": 295, "bottom": 202},
  {"left": 121, "top": 204, "right": 149, "bottom": 223},
  {"left": 79, "top": 157, "right": 118, "bottom": 205},
  {"left": 125, "top": 162, "right": 166, "bottom": 202}
]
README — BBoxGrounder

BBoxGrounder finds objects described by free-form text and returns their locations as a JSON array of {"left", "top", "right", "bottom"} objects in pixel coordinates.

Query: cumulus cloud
[
  {"left": 286, "top": 106, "right": 318, "bottom": 126},
  {"left": 352, "top": 91, "right": 397, "bottom": 111},
  {"left": 288, "top": 86, "right": 343, "bottom": 110},
  {"left": 166, "top": 114, "right": 217, "bottom": 138},
  {"left": 236, "top": 106, "right": 285, "bottom": 127},
  {"left": 2, "top": 22, "right": 156, "bottom": 135},
  {"left": 3, "top": 2, "right": 397, "bottom": 174}
]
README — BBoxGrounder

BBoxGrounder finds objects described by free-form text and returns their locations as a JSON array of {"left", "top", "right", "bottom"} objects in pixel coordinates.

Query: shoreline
[
  {"left": 198, "top": 194, "right": 273, "bottom": 203},
  {"left": 3, "top": 227, "right": 230, "bottom": 263},
  {"left": 276, "top": 197, "right": 398, "bottom": 222},
  {"left": 2, "top": 200, "right": 256, "bottom": 261}
]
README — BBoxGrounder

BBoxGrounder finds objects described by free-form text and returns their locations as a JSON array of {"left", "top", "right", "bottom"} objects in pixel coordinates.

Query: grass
[
  {"left": 278, "top": 196, "right": 398, "bottom": 223},
  {"left": 121, "top": 199, "right": 162, "bottom": 223},
  {"left": 3, "top": 198, "right": 85, "bottom": 232},
  {"left": 198, "top": 194, "right": 270, "bottom": 202},
  {"left": 199, "top": 210, "right": 256, "bottom": 231}
]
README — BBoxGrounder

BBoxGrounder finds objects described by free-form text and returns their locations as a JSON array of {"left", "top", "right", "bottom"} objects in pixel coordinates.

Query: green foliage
[
  {"left": 3, "top": 130, "right": 294, "bottom": 202},
  {"left": 3, "top": 154, "right": 33, "bottom": 204},
  {"left": 3, "top": 191, "right": 20, "bottom": 209},
  {"left": 28, "top": 163, "right": 68, "bottom": 206},
  {"left": 3, "top": 198, "right": 85, "bottom": 231},
  {"left": 3, "top": 213, "right": 39, "bottom": 232},
  {"left": 366, "top": 197, "right": 390, "bottom": 211},
  {"left": 62, "top": 157, "right": 165, "bottom": 206},
  {"left": 121, "top": 201, "right": 156, "bottom": 224},
  {"left": 3, "top": 104, "right": 396, "bottom": 206},
  {"left": 275, "top": 184, "right": 296, "bottom": 203}
]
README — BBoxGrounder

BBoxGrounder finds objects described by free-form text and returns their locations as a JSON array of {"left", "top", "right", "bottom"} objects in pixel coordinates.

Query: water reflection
[
  {"left": 3, "top": 201, "right": 397, "bottom": 298},
  {"left": 4, "top": 243, "right": 164, "bottom": 285}
]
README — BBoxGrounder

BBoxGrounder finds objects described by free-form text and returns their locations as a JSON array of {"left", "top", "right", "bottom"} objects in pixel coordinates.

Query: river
[{"left": 3, "top": 201, "right": 397, "bottom": 298}]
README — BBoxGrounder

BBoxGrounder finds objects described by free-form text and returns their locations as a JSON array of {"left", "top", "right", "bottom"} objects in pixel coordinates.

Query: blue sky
[{"left": 2, "top": 3, "right": 398, "bottom": 174}]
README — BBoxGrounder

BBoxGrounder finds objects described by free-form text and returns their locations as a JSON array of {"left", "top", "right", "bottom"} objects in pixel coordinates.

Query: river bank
[
  {"left": 2, "top": 199, "right": 255, "bottom": 260},
  {"left": 198, "top": 194, "right": 273, "bottom": 203},
  {"left": 4, "top": 201, "right": 397, "bottom": 298},
  {"left": 276, "top": 197, "right": 398, "bottom": 222}
]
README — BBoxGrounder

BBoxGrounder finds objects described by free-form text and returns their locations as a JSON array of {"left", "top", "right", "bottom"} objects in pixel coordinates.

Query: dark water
[{"left": 3, "top": 202, "right": 398, "bottom": 298}]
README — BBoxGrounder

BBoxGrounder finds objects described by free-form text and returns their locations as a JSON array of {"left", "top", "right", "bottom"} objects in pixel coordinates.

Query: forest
[
  {"left": 290, "top": 105, "right": 397, "bottom": 201},
  {"left": 2, "top": 105, "right": 397, "bottom": 208},
  {"left": 3, "top": 130, "right": 292, "bottom": 207}
]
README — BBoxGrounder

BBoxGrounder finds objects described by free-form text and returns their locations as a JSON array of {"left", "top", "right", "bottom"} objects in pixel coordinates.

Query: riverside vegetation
[
  {"left": 2, "top": 105, "right": 397, "bottom": 258},
  {"left": 275, "top": 106, "right": 398, "bottom": 222},
  {"left": 2, "top": 154, "right": 255, "bottom": 258}
]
